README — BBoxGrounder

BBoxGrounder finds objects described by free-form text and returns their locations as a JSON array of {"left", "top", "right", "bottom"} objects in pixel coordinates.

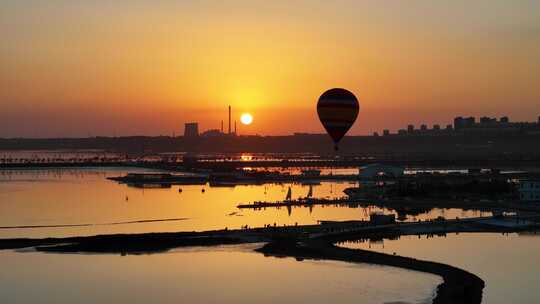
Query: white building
[
  {"left": 359, "top": 164, "right": 404, "bottom": 179},
  {"left": 518, "top": 179, "right": 540, "bottom": 201}
]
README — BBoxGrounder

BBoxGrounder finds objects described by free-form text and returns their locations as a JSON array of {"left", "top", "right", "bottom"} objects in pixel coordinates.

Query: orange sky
[{"left": 1, "top": 1, "right": 539, "bottom": 137}]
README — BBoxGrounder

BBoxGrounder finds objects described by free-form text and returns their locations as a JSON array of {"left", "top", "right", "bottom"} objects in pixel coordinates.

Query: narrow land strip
[{"left": 1, "top": 216, "right": 537, "bottom": 303}]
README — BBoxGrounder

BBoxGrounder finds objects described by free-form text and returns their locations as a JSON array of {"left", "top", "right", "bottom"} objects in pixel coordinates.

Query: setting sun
[
  {"left": 1, "top": 2, "right": 540, "bottom": 304},
  {"left": 240, "top": 113, "right": 253, "bottom": 125}
]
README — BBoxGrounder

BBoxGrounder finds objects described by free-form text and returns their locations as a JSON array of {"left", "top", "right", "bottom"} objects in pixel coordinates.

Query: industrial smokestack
[
  {"left": 234, "top": 121, "right": 237, "bottom": 135},
  {"left": 221, "top": 120, "right": 223, "bottom": 133},
  {"left": 228, "top": 106, "right": 231, "bottom": 134}
]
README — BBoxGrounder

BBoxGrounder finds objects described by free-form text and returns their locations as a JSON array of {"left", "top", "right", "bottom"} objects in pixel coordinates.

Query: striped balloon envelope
[{"left": 317, "top": 88, "right": 359, "bottom": 150}]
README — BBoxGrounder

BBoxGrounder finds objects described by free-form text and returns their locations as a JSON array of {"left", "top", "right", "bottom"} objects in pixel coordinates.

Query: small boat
[{"left": 286, "top": 187, "right": 292, "bottom": 201}]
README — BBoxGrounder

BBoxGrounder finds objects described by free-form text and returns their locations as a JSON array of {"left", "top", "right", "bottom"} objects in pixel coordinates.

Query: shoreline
[
  {"left": 258, "top": 240, "right": 484, "bottom": 304},
  {"left": 2, "top": 158, "right": 540, "bottom": 170},
  {"left": 1, "top": 219, "right": 537, "bottom": 303}
]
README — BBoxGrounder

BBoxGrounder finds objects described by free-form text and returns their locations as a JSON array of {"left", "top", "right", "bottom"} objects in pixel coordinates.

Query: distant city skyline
[
  {"left": 1, "top": 1, "right": 540, "bottom": 137},
  {"left": 376, "top": 115, "right": 540, "bottom": 137},
  {"left": 2, "top": 109, "right": 540, "bottom": 138}
]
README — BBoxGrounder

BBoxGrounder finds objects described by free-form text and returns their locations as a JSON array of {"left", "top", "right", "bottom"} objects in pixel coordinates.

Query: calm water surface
[
  {"left": 0, "top": 244, "right": 440, "bottom": 304},
  {"left": 339, "top": 233, "right": 540, "bottom": 304},
  {"left": 0, "top": 168, "right": 489, "bottom": 238},
  {"left": 1, "top": 168, "right": 534, "bottom": 304}
]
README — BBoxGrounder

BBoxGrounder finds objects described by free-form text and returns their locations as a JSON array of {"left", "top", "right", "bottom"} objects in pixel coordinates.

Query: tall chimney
[
  {"left": 221, "top": 120, "right": 223, "bottom": 133},
  {"left": 234, "top": 121, "right": 237, "bottom": 135},
  {"left": 228, "top": 106, "right": 231, "bottom": 134}
]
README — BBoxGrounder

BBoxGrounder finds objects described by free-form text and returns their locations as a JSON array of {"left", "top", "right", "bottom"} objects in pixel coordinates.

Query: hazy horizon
[{"left": 2, "top": 0, "right": 540, "bottom": 137}]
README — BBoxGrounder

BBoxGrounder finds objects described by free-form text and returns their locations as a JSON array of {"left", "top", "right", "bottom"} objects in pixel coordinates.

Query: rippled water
[
  {"left": 0, "top": 244, "right": 440, "bottom": 304},
  {"left": 0, "top": 168, "right": 490, "bottom": 238},
  {"left": 339, "top": 232, "right": 540, "bottom": 304}
]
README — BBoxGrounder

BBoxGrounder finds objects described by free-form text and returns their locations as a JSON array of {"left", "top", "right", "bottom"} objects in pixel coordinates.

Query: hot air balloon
[{"left": 317, "top": 88, "right": 359, "bottom": 150}]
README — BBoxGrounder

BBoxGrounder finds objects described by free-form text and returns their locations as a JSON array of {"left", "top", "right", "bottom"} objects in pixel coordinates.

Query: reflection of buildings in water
[
  {"left": 0, "top": 168, "right": 111, "bottom": 181},
  {"left": 341, "top": 233, "right": 451, "bottom": 251},
  {"left": 0, "top": 150, "right": 124, "bottom": 165}
]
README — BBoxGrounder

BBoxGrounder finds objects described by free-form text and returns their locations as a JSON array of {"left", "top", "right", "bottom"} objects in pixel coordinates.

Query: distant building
[
  {"left": 383, "top": 129, "right": 390, "bottom": 136},
  {"left": 397, "top": 129, "right": 407, "bottom": 135},
  {"left": 201, "top": 129, "right": 224, "bottom": 137},
  {"left": 184, "top": 123, "right": 199, "bottom": 137},
  {"left": 433, "top": 124, "right": 441, "bottom": 130},
  {"left": 480, "top": 116, "right": 497, "bottom": 125},
  {"left": 407, "top": 125, "right": 414, "bottom": 134},
  {"left": 454, "top": 116, "right": 476, "bottom": 130},
  {"left": 359, "top": 164, "right": 404, "bottom": 179},
  {"left": 420, "top": 124, "right": 427, "bottom": 131},
  {"left": 454, "top": 117, "right": 463, "bottom": 130},
  {"left": 465, "top": 117, "right": 476, "bottom": 127},
  {"left": 293, "top": 133, "right": 324, "bottom": 136},
  {"left": 518, "top": 179, "right": 540, "bottom": 201},
  {"left": 500, "top": 116, "right": 509, "bottom": 123}
]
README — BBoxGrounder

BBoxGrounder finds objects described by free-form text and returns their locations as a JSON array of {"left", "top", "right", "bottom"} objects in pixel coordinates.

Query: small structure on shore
[
  {"left": 369, "top": 213, "right": 396, "bottom": 225},
  {"left": 359, "top": 164, "right": 404, "bottom": 179}
]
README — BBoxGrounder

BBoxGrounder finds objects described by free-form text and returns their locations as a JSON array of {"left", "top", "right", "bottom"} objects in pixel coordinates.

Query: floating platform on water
[
  {"left": 237, "top": 198, "right": 356, "bottom": 209},
  {"left": 108, "top": 171, "right": 359, "bottom": 187},
  {"left": 107, "top": 173, "right": 207, "bottom": 185}
]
